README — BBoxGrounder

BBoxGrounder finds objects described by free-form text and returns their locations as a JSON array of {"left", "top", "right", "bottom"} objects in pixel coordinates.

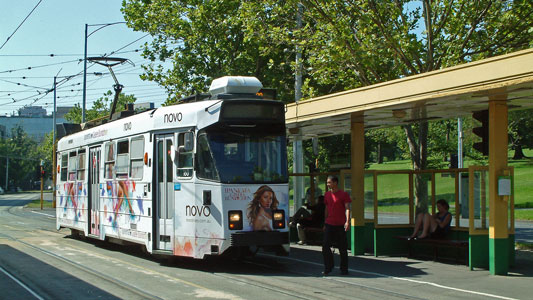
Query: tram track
[
  {"left": 240, "top": 255, "right": 425, "bottom": 300},
  {"left": 0, "top": 231, "right": 164, "bottom": 300},
  {"left": 2, "top": 204, "right": 342, "bottom": 299},
  {"left": 0, "top": 265, "right": 45, "bottom": 300},
  {"left": 2, "top": 205, "right": 420, "bottom": 300},
  {"left": 1, "top": 202, "right": 507, "bottom": 300}
]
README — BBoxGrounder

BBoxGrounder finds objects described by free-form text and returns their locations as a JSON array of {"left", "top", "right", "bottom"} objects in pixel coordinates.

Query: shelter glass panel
[
  {"left": 434, "top": 171, "right": 458, "bottom": 227},
  {"left": 471, "top": 170, "right": 489, "bottom": 230},
  {"left": 458, "top": 172, "right": 470, "bottom": 228},
  {"left": 377, "top": 172, "right": 409, "bottom": 225},
  {"left": 413, "top": 173, "right": 432, "bottom": 211},
  {"left": 364, "top": 172, "right": 374, "bottom": 220}
]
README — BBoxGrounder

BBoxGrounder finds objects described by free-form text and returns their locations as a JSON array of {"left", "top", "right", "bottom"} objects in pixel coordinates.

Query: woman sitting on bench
[{"left": 409, "top": 199, "right": 452, "bottom": 240}]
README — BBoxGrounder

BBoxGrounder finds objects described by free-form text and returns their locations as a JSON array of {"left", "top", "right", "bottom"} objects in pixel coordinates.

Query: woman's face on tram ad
[{"left": 260, "top": 191, "right": 273, "bottom": 209}]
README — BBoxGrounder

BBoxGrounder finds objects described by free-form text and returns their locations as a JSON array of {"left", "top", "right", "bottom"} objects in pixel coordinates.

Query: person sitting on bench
[
  {"left": 409, "top": 199, "right": 451, "bottom": 240},
  {"left": 291, "top": 196, "right": 325, "bottom": 245}
]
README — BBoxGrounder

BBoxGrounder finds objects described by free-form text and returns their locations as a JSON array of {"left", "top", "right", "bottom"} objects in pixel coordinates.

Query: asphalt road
[{"left": 1, "top": 193, "right": 532, "bottom": 300}]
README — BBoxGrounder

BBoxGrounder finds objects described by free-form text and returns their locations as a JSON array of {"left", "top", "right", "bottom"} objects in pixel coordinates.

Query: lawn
[
  {"left": 26, "top": 199, "right": 53, "bottom": 209},
  {"left": 290, "top": 149, "right": 533, "bottom": 221}
]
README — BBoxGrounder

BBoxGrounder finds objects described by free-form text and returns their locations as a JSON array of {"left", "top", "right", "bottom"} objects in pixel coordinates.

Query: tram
[{"left": 56, "top": 76, "right": 289, "bottom": 258}]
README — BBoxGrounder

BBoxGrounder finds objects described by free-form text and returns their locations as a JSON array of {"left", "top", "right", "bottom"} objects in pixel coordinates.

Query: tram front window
[{"left": 197, "top": 127, "right": 287, "bottom": 183}]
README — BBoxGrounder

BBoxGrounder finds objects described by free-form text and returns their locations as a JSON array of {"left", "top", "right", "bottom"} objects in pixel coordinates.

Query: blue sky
[{"left": 0, "top": 0, "right": 167, "bottom": 116}]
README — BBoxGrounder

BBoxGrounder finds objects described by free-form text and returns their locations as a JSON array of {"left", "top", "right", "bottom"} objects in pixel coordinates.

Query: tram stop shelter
[{"left": 285, "top": 48, "right": 533, "bottom": 275}]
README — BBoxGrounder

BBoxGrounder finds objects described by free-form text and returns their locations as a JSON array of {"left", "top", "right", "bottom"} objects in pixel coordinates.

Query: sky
[{"left": 0, "top": 0, "right": 168, "bottom": 117}]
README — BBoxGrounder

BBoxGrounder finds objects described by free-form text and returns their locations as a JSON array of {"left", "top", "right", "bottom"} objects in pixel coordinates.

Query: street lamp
[{"left": 82, "top": 22, "right": 126, "bottom": 123}]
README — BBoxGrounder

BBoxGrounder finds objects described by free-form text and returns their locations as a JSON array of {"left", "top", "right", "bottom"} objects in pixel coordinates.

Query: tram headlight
[
  {"left": 272, "top": 209, "right": 285, "bottom": 229},
  {"left": 228, "top": 210, "right": 243, "bottom": 230}
]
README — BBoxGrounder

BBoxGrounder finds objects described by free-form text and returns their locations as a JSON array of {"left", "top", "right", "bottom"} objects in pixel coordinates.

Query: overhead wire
[
  {"left": 0, "top": 49, "right": 140, "bottom": 57},
  {"left": 1, "top": 31, "right": 159, "bottom": 111},
  {"left": 0, "top": 0, "right": 44, "bottom": 50}
]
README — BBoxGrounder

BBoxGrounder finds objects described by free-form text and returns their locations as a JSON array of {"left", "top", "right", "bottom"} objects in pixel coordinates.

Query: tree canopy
[
  {"left": 122, "top": 0, "right": 533, "bottom": 210},
  {"left": 64, "top": 91, "right": 137, "bottom": 123}
]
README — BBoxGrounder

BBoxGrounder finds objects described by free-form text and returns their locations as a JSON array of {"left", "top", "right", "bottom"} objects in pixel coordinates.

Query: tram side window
[
  {"left": 177, "top": 132, "right": 193, "bottom": 178},
  {"left": 60, "top": 153, "right": 68, "bottom": 181},
  {"left": 105, "top": 142, "right": 115, "bottom": 179},
  {"left": 196, "top": 133, "right": 219, "bottom": 180},
  {"left": 68, "top": 151, "right": 77, "bottom": 181},
  {"left": 77, "top": 149, "right": 86, "bottom": 180},
  {"left": 116, "top": 140, "right": 129, "bottom": 179},
  {"left": 130, "top": 137, "right": 144, "bottom": 179}
]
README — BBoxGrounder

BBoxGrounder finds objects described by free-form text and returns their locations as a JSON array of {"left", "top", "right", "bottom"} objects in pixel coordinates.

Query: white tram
[{"left": 56, "top": 76, "right": 289, "bottom": 258}]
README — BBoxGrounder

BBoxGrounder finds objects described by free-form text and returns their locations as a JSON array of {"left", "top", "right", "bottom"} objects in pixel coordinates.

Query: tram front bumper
[{"left": 230, "top": 231, "right": 289, "bottom": 247}]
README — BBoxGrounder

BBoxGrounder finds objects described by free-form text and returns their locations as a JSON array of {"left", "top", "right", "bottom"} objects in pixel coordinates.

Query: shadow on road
[{"left": 0, "top": 244, "right": 121, "bottom": 300}]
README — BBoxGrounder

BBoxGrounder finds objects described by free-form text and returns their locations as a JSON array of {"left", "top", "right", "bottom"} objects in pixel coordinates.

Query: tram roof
[{"left": 285, "top": 48, "right": 533, "bottom": 139}]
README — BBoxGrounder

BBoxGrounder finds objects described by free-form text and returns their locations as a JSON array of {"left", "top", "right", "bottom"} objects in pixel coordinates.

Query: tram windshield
[{"left": 197, "top": 126, "right": 288, "bottom": 183}]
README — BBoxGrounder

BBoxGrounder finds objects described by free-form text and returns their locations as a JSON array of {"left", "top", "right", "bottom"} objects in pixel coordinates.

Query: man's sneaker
[
  {"left": 321, "top": 270, "right": 331, "bottom": 276},
  {"left": 297, "top": 240, "right": 305, "bottom": 245}
]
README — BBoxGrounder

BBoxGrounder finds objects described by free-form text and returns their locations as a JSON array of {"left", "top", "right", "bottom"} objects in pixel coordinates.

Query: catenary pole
[{"left": 82, "top": 24, "right": 88, "bottom": 123}]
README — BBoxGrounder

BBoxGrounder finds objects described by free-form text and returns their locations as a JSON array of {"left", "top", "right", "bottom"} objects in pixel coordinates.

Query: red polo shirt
[{"left": 324, "top": 190, "right": 351, "bottom": 226}]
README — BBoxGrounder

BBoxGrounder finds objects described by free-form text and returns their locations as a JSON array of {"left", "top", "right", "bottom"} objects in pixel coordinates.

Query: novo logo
[
  {"left": 185, "top": 205, "right": 211, "bottom": 217},
  {"left": 164, "top": 112, "right": 183, "bottom": 123}
]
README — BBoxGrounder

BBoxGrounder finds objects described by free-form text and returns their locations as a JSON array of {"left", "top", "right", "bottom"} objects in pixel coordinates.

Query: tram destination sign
[{"left": 220, "top": 101, "right": 284, "bottom": 122}]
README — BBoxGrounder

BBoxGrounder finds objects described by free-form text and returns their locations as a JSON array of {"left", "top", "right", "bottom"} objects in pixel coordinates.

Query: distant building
[
  {"left": 18, "top": 106, "right": 47, "bottom": 117},
  {"left": 0, "top": 106, "right": 73, "bottom": 141},
  {"left": 56, "top": 106, "right": 73, "bottom": 119}
]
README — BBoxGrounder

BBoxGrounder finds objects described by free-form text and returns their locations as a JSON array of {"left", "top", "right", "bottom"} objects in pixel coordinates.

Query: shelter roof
[{"left": 285, "top": 48, "right": 533, "bottom": 139}]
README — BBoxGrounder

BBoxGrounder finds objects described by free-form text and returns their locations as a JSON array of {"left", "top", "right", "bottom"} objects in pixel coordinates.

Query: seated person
[
  {"left": 409, "top": 199, "right": 452, "bottom": 240},
  {"left": 292, "top": 196, "right": 325, "bottom": 245}
]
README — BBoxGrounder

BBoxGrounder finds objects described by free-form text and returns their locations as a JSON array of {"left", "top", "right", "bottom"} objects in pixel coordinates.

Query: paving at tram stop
[{"left": 285, "top": 49, "right": 533, "bottom": 277}]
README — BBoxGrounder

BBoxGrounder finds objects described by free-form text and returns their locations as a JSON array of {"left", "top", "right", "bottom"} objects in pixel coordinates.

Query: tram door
[
  {"left": 155, "top": 134, "right": 174, "bottom": 251},
  {"left": 88, "top": 146, "right": 101, "bottom": 237}
]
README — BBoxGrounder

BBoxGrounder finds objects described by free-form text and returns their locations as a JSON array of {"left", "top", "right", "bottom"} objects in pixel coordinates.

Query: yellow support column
[
  {"left": 350, "top": 113, "right": 365, "bottom": 255},
  {"left": 488, "top": 92, "right": 509, "bottom": 275}
]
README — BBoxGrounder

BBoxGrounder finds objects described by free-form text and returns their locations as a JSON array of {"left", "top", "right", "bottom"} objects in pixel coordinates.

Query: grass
[
  {"left": 25, "top": 199, "right": 53, "bottom": 209},
  {"left": 516, "top": 242, "right": 533, "bottom": 251},
  {"left": 290, "top": 149, "right": 533, "bottom": 220}
]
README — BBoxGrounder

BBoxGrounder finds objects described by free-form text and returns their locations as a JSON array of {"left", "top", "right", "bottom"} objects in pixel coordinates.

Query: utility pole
[
  {"left": 40, "top": 160, "right": 44, "bottom": 210},
  {"left": 53, "top": 75, "right": 57, "bottom": 208},
  {"left": 293, "top": 2, "right": 305, "bottom": 211},
  {"left": 4, "top": 156, "right": 7, "bottom": 190},
  {"left": 82, "top": 23, "right": 88, "bottom": 123}
]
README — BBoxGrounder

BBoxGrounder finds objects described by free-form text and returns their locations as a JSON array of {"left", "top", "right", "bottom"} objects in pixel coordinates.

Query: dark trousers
[{"left": 322, "top": 224, "right": 348, "bottom": 272}]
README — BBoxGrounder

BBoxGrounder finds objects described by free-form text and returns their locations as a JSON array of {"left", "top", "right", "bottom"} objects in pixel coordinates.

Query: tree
[
  {"left": 64, "top": 91, "right": 137, "bottom": 123},
  {"left": 0, "top": 126, "right": 44, "bottom": 190},
  {"left": 121, "top": 0, "right": 296, "bottom": 103},
  {"left": 122, "top": 0, "right": 533, "bottom": 212},
  {"left": 266, "top": 0, "right": 533, "bottom": 212},
  {"left": 509, "top": 109, "right": 533, "bottom": 159}
]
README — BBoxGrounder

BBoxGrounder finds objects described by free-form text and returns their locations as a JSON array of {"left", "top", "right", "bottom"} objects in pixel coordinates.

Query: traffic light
[
  {"left": 449, "top": 154, "right": 458, "bottom": 169},
  {"left": 472, "top": 110, "right": 489, "bottom": 156}
]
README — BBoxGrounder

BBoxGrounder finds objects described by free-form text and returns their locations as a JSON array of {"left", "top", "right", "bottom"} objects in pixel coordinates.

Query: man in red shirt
[{"left": 322, "top": 175, "right": 351, "bottom": 276}]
